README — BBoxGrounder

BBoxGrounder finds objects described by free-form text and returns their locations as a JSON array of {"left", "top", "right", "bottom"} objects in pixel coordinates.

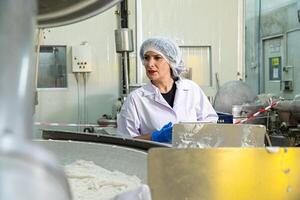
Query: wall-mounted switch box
[
  {"left": 72, "top": 45, "right": 92, "bottom": 72},
  {"left": 282, "top": 65, "right": 294, "bottom": 91}
]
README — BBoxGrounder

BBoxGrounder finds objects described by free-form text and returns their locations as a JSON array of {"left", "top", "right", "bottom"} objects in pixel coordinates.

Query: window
[
  {"left": 37, "top": 45, "right": 67, "bottom": 88},
  {"left": 180, "top": 46, "right": 212, "bottom": 87}
]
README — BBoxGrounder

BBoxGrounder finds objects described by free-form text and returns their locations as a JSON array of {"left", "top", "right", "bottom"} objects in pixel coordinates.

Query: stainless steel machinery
[
  {"left": 214, "top": 81, "right": 300, "bottom": 146},
  {"left": 148, "top": 148, "right": 300, "bottom": 200},
  {"left": 37, "top": 0, "right": 122, "bottom": 28},
  {"left": 34, "top": 140, "right": 148, "bottom": 183}
]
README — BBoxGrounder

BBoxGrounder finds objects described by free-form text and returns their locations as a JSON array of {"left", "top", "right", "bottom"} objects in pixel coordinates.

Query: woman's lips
[{"left": 148, "top": 69, "right": 157, "bottom": 74}]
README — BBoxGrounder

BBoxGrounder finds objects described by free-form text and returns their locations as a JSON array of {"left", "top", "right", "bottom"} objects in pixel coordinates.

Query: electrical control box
[
  {"left": 72, "top": 45, "right": 92, "bottom": 72},
  {"left": 282, "top": 65, "right": 294, "bottom": 91}
]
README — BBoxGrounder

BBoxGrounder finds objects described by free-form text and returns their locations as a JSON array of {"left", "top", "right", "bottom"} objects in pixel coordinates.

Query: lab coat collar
[
  {"left": 173, "top": 78, "right": 190, "bottom": 109},
  {"left": 141, "top": 78, "right": 191, "bottom": 114},
  {"left": 141, "top": 82, "right": 170, "bottom": 108},
  {"left": 142, "top": 82, "right": 159, "bottom": 97},
  {"left": 174, "top": 77, "right": 190, "bottom": 91},
  {"left": 141, "top": 77, "right": 190, "bottom": 97}
]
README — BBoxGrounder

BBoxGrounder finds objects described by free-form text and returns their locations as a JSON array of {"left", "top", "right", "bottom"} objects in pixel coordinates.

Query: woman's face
[{"left": 143, "top": 51, "right": 172, "bottom": 82}]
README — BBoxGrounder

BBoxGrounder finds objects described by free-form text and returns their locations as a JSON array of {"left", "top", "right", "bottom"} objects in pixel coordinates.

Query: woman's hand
[{"left": 151, "top": 122, "right": 173, "bottom": 143}]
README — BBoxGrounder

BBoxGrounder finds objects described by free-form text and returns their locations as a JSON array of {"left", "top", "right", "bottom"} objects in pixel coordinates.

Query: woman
[{"left": 117, "top": 37, "right": 218, "bottom": 143}]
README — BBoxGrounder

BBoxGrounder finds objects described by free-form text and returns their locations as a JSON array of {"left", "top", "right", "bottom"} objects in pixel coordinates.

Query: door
[
  {"left": 262, "top": 36, "right": 284, "bottom": 95},
  {"left": 287, "top": 30, "right": 300, "bottom": 97}
]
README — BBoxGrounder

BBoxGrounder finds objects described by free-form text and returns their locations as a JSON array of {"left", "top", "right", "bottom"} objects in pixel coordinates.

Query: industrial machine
[
  {"left": 3, "top": 0, "right": 300, "bottom": 199},
  {"left": 148, "top": 147, "right": 300, "bottom": 200},
  {"left": 260, "top": 95, "right": 300, "bottom": 146},
  {"left": 34, "top": 140, "right": 148, "bottom": 183},
  {"left": 214, "top": 80, "right": 300, "bottom": 146}
]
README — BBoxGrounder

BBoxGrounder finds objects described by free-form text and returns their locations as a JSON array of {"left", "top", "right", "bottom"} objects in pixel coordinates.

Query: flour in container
[{"left": 65, "top": 160, "right": 142, "bottom": 200}]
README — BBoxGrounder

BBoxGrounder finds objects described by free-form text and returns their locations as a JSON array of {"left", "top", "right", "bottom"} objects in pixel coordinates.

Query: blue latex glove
[{"left": 151, "top": 122, "right": 173, "bottom": 143}]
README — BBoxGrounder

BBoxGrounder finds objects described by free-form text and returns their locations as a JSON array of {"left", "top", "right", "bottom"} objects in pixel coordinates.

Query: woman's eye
[
  {"left": 154, "top": 56, "right": 162, "bottom": 60},
  {"left": 144, "top": 56, "right": 149, "bottom": 60}
]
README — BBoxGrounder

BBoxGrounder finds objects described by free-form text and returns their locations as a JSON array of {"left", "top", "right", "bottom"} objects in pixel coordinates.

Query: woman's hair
[{"left": 139, "top": 37, "right": 186, "bottom": 78}]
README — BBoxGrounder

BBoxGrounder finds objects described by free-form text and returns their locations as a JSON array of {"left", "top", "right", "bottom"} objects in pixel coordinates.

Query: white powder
[{"left": 65, "top": 160, "right": 142, "bottom": 200}]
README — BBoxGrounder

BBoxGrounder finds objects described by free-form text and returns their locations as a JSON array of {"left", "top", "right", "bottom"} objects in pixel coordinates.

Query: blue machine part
[{"left": 217, "top": 112, "right": 233, "bottom": 124}]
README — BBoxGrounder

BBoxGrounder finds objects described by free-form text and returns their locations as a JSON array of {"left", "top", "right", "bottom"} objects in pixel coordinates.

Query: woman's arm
[
  {"left": 117, "top": 95, "right": 141, "bottom": 137},
  {"left": 134, "top": 133, "right": 152, "bottom": 140}
]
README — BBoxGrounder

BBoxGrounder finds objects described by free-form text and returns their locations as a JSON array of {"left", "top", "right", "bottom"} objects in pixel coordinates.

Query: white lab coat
[{"left": 117, "top": 78, "right": 218, "bottom": 138}]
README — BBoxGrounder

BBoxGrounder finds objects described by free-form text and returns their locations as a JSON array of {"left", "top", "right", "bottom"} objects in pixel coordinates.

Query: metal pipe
[
  {"left": 120, "top": 0, "right": 128, "bottom": 28},
  {"left": 257, "top": 0, "right": 262, "bottom": 93},
  {"left": 35, "top": 29, "right": 44, "bottom": 89},
  {"left": 123, "top": 52, "right": 130, "bottom": 95},
  {"left": 116, "top": 0, "right": 131, "bottom": 96},
  {"left": 0, "top": 0, "right": 36, "bottom": 139},
  {"left": 135, "top": 0, "right": 143, "bottom": 84}
]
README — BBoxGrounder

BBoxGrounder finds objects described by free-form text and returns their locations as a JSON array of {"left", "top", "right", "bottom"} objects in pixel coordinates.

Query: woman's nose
[{"left": 146, "top": 57, "right": 155, "bottom": 67}]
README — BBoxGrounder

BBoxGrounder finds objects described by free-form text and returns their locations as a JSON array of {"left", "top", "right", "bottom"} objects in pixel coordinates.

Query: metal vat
[
  {"left": 37, "top": 0, "right": 122, "bottom": 27},
  {"left": 34, "top": 140, "right": 148, "bottom": 183}
]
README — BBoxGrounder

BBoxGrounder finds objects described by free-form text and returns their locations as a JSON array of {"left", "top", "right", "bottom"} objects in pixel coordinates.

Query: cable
[
  {"left": 74, "top": 72, "right": 80, "bottom": 132},
  {"left": 85, "top": 72, "right": 89, "bottom": 124},
  {"left": 34, "top": 28, "right": 44, "bottom": 88},
  {"left": 82, "top": 72, "right": 87, "bottom": 125},
  {"left": 33, "top": 29, "right": 44, "bottom": 109},
  {"left": 257, "top": 0, "right": 262, "bottom": 93}
]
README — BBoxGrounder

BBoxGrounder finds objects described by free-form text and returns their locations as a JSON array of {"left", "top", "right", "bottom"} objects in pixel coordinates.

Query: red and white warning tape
[
  {"left": 234, "top": 101, "right": 278, "bottom": 124},
  {"left": 34, "top": 122, "right": 99, "bottom": 127}
]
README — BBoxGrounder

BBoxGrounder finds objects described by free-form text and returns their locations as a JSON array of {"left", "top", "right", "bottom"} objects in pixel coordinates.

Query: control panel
[
  {"left": 283, "top": 65, "right": 294, "bottom": 91},
  {"left": 263, "top": 37, "right": 283, "bottom": 94},
  {"left": 72, "top": 45, "right": 92, "bottom": 72}
]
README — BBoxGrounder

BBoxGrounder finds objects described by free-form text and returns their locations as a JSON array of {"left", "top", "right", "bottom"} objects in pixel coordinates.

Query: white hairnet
[{"left": 139, "top": 37, "right": 186, "bottom": 78}]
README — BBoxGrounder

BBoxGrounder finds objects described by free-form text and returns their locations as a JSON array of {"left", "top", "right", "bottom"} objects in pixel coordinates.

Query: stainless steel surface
[
  {"left": 148, "top": 148, "right": 300, "bottom": 200},
  {"left": 172, "top": 123, "right": 266, "bottom": 148},
  {"left": 214, "top": 81, "right": 257, "bottom": 114},
  {"left": 240, "top": 103, "right": 267, "bottom": 124},
  {"left": 115, "top": 28, "right": 134, "bottom": 52},
  {"left": 1, "top": 1, "right": 71, "bottom": 199},
  {"left": 0, "top": 0, "right": 35, "bottom": 139},
  {"left": 34, "top": 140, "right": 148, "bottom": 183},
  {"left": 123, "top": 52, "right": 130, "bottom": 95},
  {"left": 291, "top": 98, "right": 300, "bottom": 122},
  {"left": 273, "top": 99, "right": 300, "bottom": 124},
  {"left": 114, "top": 28, "right": 133, "bottom": 96},
  {"left": 0, "top": 137, "right": 71, "bottom": 200},
  {"left": 38, "top": 0, "right": 122, "bottom": 28}
]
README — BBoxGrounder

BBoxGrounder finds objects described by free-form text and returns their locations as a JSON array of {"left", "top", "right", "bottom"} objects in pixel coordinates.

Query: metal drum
[
  {"left": 291, "top": 95, "right": 300, "bottom": 122},
  {"left": 37, "top": 0, "right": 122, "bottom": 27},
  {"left": 214, "top": 80, "right": 257, "bottom": 114},
  {"left": 34, "top": 140, "right": 148, "bottom": 183}
]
